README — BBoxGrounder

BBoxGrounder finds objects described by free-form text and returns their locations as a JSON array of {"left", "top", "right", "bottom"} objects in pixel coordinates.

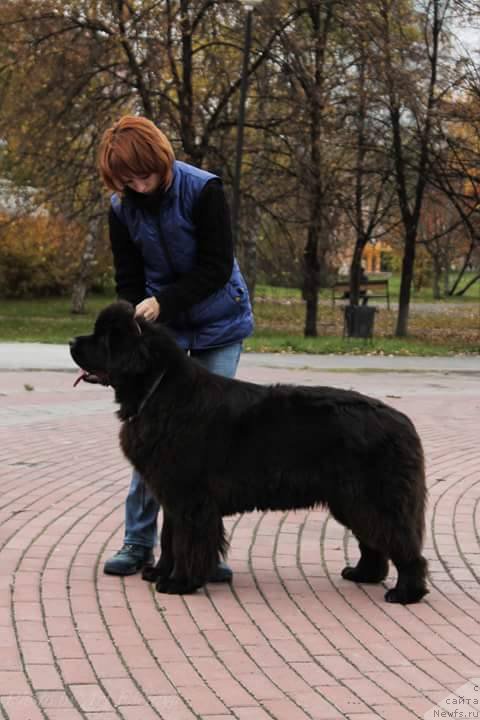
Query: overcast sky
[{"left": 453, "top": 21, "right": 479, "bottom": 55}]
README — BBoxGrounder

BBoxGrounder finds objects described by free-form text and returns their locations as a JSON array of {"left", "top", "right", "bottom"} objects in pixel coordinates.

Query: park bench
[{"left": 331, "top": 278, "right": 391, "bottom": 310}]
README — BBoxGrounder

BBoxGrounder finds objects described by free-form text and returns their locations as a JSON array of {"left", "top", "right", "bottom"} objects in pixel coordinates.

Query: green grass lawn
[
  {"left": 243, "top": 332, "right": 477, "bottom": 356},
  {"left": 0, "top": 294, "right": 115, "bottom": 343},
  {"left": 257, "top": 272, "right": 480, "bottom": 303},
  {"left": 0, "top": 277, "right": 478, "bottom": 355}
]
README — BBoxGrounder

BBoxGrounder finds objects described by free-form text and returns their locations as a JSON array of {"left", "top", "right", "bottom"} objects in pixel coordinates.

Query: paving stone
[{"left": 1, "top": 363, "right": 479, "bottom": 720}]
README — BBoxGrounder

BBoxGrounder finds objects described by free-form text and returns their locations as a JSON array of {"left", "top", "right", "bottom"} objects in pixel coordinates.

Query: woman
[{"left": 98, "top": 115, "right": 254, "bottom": 580}]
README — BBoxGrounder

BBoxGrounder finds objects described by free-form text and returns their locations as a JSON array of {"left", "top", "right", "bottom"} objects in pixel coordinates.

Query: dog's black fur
[{"left": 70, "top": 301, "right": 428, "bottom": 603}]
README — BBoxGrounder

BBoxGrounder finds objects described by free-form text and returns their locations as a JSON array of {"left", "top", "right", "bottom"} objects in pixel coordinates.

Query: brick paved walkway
[{"left": 1, "top": 362, "right": 479, "bottom": 719}]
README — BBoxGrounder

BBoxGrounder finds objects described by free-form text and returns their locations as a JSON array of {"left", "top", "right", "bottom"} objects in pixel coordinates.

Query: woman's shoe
[{"left": 104, "top": 544, "right": 155, "bottom": 576}]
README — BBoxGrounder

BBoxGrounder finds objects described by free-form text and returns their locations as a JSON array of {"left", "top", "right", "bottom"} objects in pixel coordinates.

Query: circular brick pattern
[{"left": 1, "top": 366, "right": 479, "bottom": 719}]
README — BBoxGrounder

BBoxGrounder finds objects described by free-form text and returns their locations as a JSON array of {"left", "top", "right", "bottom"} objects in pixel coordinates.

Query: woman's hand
[{"left": 135, "top": 297, "right": 160, "bottom": 322}]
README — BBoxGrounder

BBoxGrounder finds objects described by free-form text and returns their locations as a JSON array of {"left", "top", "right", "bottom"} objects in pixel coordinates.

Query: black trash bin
[{"left": 344, "top": 305, "right": 376, "bottom": 339}]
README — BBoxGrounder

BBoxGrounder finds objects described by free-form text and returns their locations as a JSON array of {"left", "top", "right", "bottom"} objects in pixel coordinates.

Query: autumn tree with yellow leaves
[{"left": 0, "top": 0, "right": 478, "bottom": 335}]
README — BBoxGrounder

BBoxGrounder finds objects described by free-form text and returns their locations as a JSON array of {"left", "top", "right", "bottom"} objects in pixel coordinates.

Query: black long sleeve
[
  {"left": 108, "top": 179, "right": 233, "bottom": 322},
  {"left": 109, "top": 208, "right": 145, "bottom": 306}
]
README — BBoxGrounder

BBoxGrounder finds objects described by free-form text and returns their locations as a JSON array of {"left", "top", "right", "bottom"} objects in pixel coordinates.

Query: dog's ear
[{"left": 105, "top": 315, "right": 148, "bottom": 377}]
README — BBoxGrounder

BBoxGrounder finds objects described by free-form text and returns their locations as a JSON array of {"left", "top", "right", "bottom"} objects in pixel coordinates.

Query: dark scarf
[{"left": 125, "top": 186, "right": 168, "bottom": 214}]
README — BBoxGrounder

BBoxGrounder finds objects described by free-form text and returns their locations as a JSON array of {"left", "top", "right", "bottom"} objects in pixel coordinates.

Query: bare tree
[
  {"left": 428, "top": 75, "right": 480, "bottom": 296},
  {"left": 338, "top": 19, "right": 398, "bottom": 308},
  {"left": 1, "top": 0, "right": 478, "bottom": 322},
  {"left": 372, "top": 0, "right": 459, "bottom": 335},
  {"left": 274, "top": 0, "right": 345, "bottom": 337}
]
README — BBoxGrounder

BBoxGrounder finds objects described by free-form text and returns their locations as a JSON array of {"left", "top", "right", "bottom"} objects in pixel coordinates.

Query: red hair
[{"left": 98, "top": 116, "right": 175, "bottom": 192}]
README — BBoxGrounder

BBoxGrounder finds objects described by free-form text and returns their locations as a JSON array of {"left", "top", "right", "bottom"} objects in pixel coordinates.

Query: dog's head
[{"left": 70, "top": 301, "right": 147, "bottom": 386}]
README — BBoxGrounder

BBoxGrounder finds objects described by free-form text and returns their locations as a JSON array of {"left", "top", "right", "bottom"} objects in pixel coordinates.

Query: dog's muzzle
[{"left": 69, "top": 339, "right": 110, "bottom": 387}]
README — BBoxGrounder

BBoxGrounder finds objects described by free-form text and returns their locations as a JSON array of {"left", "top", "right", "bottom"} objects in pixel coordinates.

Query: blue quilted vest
[{"left": 111, "top": 160, "right": 254, "bottom": 350}]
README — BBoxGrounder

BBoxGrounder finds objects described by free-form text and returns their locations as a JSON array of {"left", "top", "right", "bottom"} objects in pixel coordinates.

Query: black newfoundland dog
[{"left": 70, "top": 301, "right": 428, "bottom": 603}]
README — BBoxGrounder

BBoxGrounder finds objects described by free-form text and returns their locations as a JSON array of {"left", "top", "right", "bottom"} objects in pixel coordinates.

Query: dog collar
[{"left": 127, "top": 369, "right": 166, "bottom": 422}]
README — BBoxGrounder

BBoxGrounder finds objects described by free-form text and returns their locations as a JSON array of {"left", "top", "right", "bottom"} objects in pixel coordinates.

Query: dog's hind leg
[
  {"left": 142, "top": 512, "right": 174, "bottom": 583},
  {"left": 342, "top": 541, "right": 389, "bottom": 584},
  {"left": 385, "top": 552, "right": 428, "bottom": 604},
  {"left": 384, "top": 483, "right": 428, "bottom": 603}
]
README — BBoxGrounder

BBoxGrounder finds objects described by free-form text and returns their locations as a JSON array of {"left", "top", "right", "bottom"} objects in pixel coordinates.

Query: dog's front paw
[
  {"left": 155, "top": 577, "right": 203, "bottom": 595},
  {"left": 143, "top": 558, "right": 173, "bottom": 583},
  {"left": 342, "top": 564, "right": 388, "bottom": 584},
  {"left": 142, "top": 564, "right": 171, "bottom": 583},
  {"left": 154, "top": 576, "right": 171, "bottom": 593},
  {"left": 142, "top": 565, "right": 161, "bottom": 582}
]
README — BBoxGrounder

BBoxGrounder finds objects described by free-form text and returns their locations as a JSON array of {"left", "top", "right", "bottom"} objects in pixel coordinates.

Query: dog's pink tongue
[{"left": 73, "top": 371, "right": 88, "bottom": 387}]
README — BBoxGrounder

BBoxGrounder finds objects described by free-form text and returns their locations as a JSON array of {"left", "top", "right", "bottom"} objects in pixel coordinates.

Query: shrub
[{"left": 0, "top": 212, "right": 111, "bottom": 298}]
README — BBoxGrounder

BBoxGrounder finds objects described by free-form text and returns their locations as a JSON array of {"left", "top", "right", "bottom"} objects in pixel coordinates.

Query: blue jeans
[{"left": 124, "top": 342, "right": 243, "bottom": 547}]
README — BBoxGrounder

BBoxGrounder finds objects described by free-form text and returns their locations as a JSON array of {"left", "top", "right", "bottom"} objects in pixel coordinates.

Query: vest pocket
[
  {"left": 226, "top": 280, "right": 248, "bottom": 306},
  {"left": 227, "top": 286, "right": 245, "bottom": 304},
  {"left": 188, "top": 281, "right": 247, "bottom": 328},
  {"left": 188, "top": 288, "right": 230, "bottom": 326}
]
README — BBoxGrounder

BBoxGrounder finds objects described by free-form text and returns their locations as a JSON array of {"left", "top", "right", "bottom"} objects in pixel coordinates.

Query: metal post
[{"left": 231, "top": 7, "right": 253, "bottom": 252}]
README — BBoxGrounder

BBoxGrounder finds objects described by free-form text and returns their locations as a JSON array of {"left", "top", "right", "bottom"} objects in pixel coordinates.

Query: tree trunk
[
  {"left": 395, "top": 231, "right": 416, "bottom": 336},
  {"left": 432, "top": 257, "right": 442, "bottom": 299},
  {"left": 303, "top": 225, "right": 320, "bottom": 336},
  {"left": 383, "top": 0, "right": 442, "bottom": 337},
  {"left": 443, "top": 265, "right": 449, "bottom": 297},
  {"left": 241, "top": 204, "right": 258, "bottom": 305},
  {"left": 71, "top": 212, "right": 102, "bottom": 315},
  {"left": 301, "top": 0, "right": 333, "bottom": 338},
  {"left": 349, "top": 239, "right": 367, "bottom": 306},
  {"left": 350, "top": 45, "right": 367, "bottom": 309}
]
